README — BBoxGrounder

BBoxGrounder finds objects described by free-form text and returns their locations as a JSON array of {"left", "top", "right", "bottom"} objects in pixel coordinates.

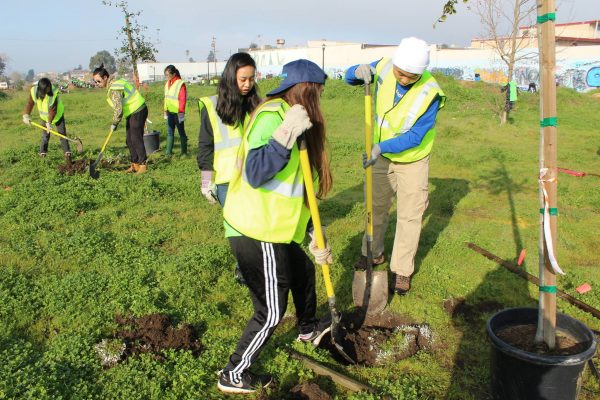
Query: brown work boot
[
  {"left": 64, "top": 152, "right": 72, "bottom": 165},
  {"left": 135, "top": 164, "right": 147, "bottom": 174},
  {"left": 353, "top": 254, "right": 385, "bottom": 270},
  {"left": 393, "top": 274, "right": 411, "bottom": 295},
  {"left": 125, "top": 163, "right": 138, "bottom": 173}
]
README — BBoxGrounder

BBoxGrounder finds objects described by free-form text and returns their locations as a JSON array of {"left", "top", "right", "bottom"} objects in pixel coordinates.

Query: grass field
[{"left": 0, "top": 77, "right": 599, "bottom": 399}]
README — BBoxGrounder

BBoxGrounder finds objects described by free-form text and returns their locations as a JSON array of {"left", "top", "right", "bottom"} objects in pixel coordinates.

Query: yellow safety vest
[
  {"left": 198, "top": 95, "right": 246, "bottom": 184},
  {"left": 30, "top": 84, "right": 64, "bottom": 124},
  {"left": 223, "top": 99, "right": 311, "bottom": 244},
  {"left": 164, "top": 78, "right": 184, "bottom": 113},
  {"left": 374, "top": 58, "right": 446, "bottom": 163},
  {"left": 106, "top": 79, "right": 145, "bottom": 118}
]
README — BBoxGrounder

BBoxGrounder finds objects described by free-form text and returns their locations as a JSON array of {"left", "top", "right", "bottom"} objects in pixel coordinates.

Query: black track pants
[{"left": 223, "top": 235, "right": 317, "bottom": 381}]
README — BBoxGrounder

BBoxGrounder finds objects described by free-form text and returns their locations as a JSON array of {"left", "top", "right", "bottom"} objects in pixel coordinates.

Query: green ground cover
[{"left": 0, "top": 77, "right": 599, "bottom": 399}]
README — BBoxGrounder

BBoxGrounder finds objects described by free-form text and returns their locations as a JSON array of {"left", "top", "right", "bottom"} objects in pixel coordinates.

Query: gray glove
[
  {"left": 201, "top": 170, "right": 217, "bottom": 205},
  {"left": 177, "top": 113, "right": 185, "bottom": 123},
  {"left": 110, "top": 124, "right": 118, "bottom": 132},
  {"left": 308, "top": 227, "right": 333, "bottom": 265},
  {"left": 163, "top": 112, "right": 168, "bottom": 120},
  {"left": 362, "top": 143, "right": 381, "bottom": 168},
  {"left": 22, "top": 114, "right": 31, "bottom": 125},
  {"left": 45, "top": 122, "right": 52, "bottom": 132},
  {"left": 271, "top": 105, "right": 312, "bottom": 149},
  {"left": 355, "top": 64, "right": 375, "bottom": 83}
]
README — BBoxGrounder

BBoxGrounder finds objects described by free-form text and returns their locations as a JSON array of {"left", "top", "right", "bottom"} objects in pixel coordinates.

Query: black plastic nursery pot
[
  {"left": 143, "top": 131, "right": 160, "bottom": 155},
  {"left": 487, "top": 307, "right": 597, "bottom": 400}
]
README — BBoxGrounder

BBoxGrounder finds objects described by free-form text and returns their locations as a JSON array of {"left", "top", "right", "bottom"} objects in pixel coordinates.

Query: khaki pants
[{"left": 361, "top": 155, "right": 430, "bottom": 277}]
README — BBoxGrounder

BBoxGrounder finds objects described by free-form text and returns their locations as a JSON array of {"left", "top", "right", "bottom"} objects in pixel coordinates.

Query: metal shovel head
[
  {"left": 74, "top": 138, "right": 84, "bottom": 154},
  {"left": 352, "top": 270, "right": 388, "bottom": 314},
  {"left": 89, "top": 155, "right": 102, "bottom": 179}
]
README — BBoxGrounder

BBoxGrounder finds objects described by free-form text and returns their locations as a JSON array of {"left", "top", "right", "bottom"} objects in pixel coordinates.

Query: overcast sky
[{"left": 0, "top": 0, "right": 593, "bottom": 74}]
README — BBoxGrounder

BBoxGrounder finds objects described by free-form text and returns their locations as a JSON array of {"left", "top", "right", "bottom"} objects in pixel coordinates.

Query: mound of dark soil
[
  {"left": 94, "top": 313, "right": 202, "bottom": 367},
  {"left": 289, "top": 382, "right": 332, "bottom": 400},
  {"left": 327, "top": 309, "right": 434, "bottom": 366},
  {"left": 57, "top": 159, "right": 87, "bottom": 175},
  {"left": 115, "top": 314, "right": 202, "bottom": 358}
]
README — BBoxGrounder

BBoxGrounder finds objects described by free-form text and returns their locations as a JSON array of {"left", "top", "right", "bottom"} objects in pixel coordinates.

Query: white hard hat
[{"left": 392, "top": 37, "right": 430, "bottom": 75}]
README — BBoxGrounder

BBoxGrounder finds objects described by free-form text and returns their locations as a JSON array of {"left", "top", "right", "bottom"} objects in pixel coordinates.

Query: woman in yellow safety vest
[
  {"left": 163, "top": 65, "right": 188, "bottom": 155},
  {"left": 197, "top": 52, "right": 261, "bottom": 285},
  {"left": 22, "top": 77, "right": 72, "bottom": 162},
  {"left": 197, "top": 52, "right": 260, "bottom": 205},
  {"left": 92, "top": 64, "right": 149, "bottom": 174},
  {"left": 217, "top": 59, "right": 333, "bottom": 395}
]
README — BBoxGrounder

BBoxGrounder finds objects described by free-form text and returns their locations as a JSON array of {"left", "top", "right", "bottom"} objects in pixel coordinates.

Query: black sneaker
[
  {"left": 296, "top": 315, "right": 332, "bottom": 347},
  {"left": 217, "top": 369, "right": 272, "bottom": 394},
  {"left": 234, "top": 264, "right": 246, "bottom": 286}
]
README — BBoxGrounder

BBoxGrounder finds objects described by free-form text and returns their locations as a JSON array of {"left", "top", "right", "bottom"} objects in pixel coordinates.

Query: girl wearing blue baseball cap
[{"left": 217, "top": 59, "right": 332, "bottom": 394}]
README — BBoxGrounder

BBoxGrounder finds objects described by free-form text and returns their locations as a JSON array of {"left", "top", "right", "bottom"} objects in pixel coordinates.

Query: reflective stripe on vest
[
  {"left": 106, "top": 79, "right": 145, "bottom": 118},
  {"left": 199, "top": 95, "right": 245, "bottom": 184},
  {"left": 164, "top": 79, "right": 184, "bottom": 113},
  {"left": 374, "top": 58, "right": 446, "bottom": 163},
  {"left": 30, "top": 84, "right": 64, "bottom": 123},
  {"left": 223, "top": 99, "right": 311, "bottom": 243}
]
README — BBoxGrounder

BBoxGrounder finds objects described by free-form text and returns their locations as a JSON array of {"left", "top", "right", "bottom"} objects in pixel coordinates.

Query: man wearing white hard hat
[{"left": 345, "top": 37, "right": 446, "bottom": 295}]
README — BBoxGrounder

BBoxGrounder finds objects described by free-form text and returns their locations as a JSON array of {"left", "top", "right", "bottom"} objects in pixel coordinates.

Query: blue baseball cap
[{"left": 267, "top": 59, "right": 327, "bottom": 96}]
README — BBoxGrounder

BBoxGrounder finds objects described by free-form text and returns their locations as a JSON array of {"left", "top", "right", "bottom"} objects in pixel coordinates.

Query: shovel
[
  {"left": 30, "top": 121, "right": 84, "bottom": 153},
  {"left": 89, "top": 128, "right": 115, "bottom": 179},
  {"left": 352, "top": 81, "right": 388, "bottom": 315},
  {"left": 298, "top": 137, "right": 355, "bottom": 364}
]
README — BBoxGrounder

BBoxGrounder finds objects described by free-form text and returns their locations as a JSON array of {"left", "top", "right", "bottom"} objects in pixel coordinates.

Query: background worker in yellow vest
[
  {"left": 22, "top": 77, "right": 72, "bottom": 162},
  {"left": 346, "top": 37, "right": 446, "bottom": 295},
  {"left": 92, "top": 64, "right": 149, "bottom": 174},
  {"left": 163, "top": 65, "right": 188, "bottom": 156},
  {"left": 197, "top": 52, "right": 261, "bottom": 285},
  {"left": 217, "top": 60, "right": 332, "bottom": 395}
]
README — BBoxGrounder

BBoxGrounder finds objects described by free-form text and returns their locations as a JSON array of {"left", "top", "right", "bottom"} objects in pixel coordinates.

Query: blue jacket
[{"left": 345, "top": 60, "right": 440, "bottom": 155}]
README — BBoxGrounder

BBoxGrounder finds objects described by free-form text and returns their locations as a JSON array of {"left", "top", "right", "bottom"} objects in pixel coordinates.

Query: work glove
[
  {"left": 177, "top": 113, "right": 185, "bottom": 123},
  {"left": 22, "top": 114, "right": 31, "bottom": 125},
  {"left": 110, "top": 124, "right": 118, "bottom": 132},
  {"left": 308, "top": 226, "right": 333, "bottom": 265},
  {"left": 355, "top": 64, "right": 375, "bottom": 83},
  {"left": 271, "top": 105, "right": 312, "bottom": 149},
  {"left": 362, "top": 143, "right": 381, "bottom": 169},
  {"left": 201, "top": 170, "right": 218, "bottom": 205},
  {"left": 163, "top": 112, "right": 168, "bottom": 120},
  {"left": 45, "top": 122, "right": 53, "bottom": 132}
]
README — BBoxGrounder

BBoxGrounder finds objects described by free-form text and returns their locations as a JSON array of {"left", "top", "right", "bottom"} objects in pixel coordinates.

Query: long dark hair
[
  {"left": 93, "top": 63, "right": 110, "bottom": 79},
  {"left": 268, "top": 82, "right": 332, "bottom": 198},
  {"left": 164, "top": 65, "right": 181, "bottom": 78},
  {"left": 36, "top": 77, "right": 53, "bottom": 99},
  {"left": 216, "top": 52, "right": 260, "bottom": 127}
]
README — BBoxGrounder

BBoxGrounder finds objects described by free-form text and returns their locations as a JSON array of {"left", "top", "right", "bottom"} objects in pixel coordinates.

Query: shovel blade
[
  {"left": 75, "top": 138, "right": 84, "bottom": 154},
  {"left": 352, "top": 270, "right": 388, "bottom": 315}
]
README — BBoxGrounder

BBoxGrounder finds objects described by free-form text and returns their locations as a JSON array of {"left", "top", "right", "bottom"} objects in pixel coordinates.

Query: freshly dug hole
[{"left": 325, "top": 309, "right": 434, "bottom": 366}]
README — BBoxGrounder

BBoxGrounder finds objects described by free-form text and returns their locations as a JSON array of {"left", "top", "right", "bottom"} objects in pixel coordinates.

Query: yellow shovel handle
[
  {"left": 299, "top": 144, "right": 335, "bottom": 299},
  {"left": 30, "top": 121, "right": 70, "bottom": 141},
  {"left": 99, "top": 128, "right": 115, "bottom": 153}
]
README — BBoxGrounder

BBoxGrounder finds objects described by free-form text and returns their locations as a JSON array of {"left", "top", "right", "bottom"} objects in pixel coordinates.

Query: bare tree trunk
[{"left": 124, "top": 15, "right": 140, "bottom": 89}]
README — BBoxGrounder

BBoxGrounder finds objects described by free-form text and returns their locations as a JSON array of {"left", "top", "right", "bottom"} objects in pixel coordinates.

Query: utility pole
[
  {"left": 321, "top": 43, "right": 326, "bottom": 71},
  {"left": 211, "top": 36, "right": 217, "bottom": 78}
]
